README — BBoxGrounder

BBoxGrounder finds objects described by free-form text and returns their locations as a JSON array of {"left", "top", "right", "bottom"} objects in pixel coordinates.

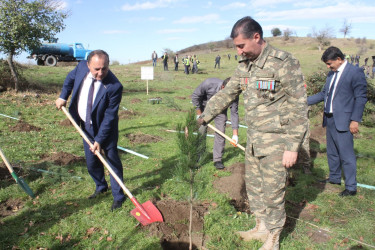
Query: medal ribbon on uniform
[{"left": 256, "top": 80, "right": 275, "bottom": 91}]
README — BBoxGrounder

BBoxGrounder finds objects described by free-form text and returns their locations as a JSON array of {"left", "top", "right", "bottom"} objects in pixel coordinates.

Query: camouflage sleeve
[
  {"left": 279, "top": 55, "right": 308, "bottom": 152},
  {"left": 201, "top": 75, "right": 242, "bottom": 123}
]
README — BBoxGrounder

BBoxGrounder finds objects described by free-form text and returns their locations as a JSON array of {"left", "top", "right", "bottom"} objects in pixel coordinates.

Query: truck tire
[
  {"left": 37, "top": 59, "right": 44, "bottom": 66},
  {"left": 45, "top": 55, "right": 57, "bottom": 66}
]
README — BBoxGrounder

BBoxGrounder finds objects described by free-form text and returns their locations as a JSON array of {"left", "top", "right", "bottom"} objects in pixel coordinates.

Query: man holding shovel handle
[{"left": 55, "top": 50, "right": 126, "bottom": 211}]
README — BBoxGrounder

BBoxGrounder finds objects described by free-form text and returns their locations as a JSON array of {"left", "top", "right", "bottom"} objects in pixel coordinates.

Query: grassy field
[{"left": 1, "top": 37, "right": 375, "bottom": 249}]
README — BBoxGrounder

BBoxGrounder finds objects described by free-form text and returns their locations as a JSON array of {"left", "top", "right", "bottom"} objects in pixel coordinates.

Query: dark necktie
[
  {"left": 325, "top": 71, "right": 338, "bottom": 114},
  {"left": 85, "top": 78, "right": 96, "bottom": 127}
]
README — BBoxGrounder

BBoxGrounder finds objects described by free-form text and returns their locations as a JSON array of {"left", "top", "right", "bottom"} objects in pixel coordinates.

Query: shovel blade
[
  {"left": 130, "top": 200, "right": 163, "bottom": 226},
  {"left": 11, "top": 173, "right": 35, "bottom": 198}
]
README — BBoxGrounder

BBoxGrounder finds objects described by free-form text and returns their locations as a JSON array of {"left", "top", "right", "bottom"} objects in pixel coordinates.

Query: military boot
[
  {"left": 259, "top": 228, "right": 282, "bottom": 250},
  {"left": 236, "top": 218, "right": 269, "bottom": 243}
]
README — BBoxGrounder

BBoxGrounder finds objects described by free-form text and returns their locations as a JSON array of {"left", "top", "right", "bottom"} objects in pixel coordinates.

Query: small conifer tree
[{"left": 175, "top": 108, "right": 207, "bottom": 250}]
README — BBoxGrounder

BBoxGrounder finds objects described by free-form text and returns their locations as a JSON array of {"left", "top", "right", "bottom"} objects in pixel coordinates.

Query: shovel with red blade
[{"left": 61, "top": 107, "right": 163, "bottom": 225}]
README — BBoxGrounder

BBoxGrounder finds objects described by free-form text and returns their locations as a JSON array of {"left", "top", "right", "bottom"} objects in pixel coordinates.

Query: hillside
[{"left": 136, "top": 36, "right": 375, "bottom": 77}]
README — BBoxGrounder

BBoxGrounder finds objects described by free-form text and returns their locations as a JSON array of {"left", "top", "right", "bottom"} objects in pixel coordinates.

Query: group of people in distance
[
  {"left": 151, "top": 51, "right": 200, "bottom": 74},
  {"left": 56, "top": 16, "right": 367, "bottom": 249}
]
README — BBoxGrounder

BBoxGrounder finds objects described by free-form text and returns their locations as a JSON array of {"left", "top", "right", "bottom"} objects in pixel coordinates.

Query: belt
[{"left": 325, "top": 113, "right": 333, "bottom": 118}]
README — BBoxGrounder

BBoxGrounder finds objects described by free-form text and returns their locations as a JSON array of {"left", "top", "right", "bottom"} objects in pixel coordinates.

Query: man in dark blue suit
[
  {"left": 308, "top": 46, "right": 367, "bottom": 197},
  {"left": 56, "top": 50, "right": 126, "bottom": 210}
]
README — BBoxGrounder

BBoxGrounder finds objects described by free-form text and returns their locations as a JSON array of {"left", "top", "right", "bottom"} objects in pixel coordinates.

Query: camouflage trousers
[{"left": 245, "top": 146, "right": 287, "bottom": 231}]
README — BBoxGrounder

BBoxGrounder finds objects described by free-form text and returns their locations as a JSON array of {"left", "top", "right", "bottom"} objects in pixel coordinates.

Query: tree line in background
[{"left": 271, "top": 19, "right": 355, "bottom": 51}]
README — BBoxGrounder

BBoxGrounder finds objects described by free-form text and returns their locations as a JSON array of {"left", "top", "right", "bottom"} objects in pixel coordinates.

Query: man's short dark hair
[
  {"left": 230, "top": 16, "right": 263, "bottom": 40},
  {"left": 222, "top": 77, "right": 231, "bottom": 87},
  {"left": 321, "top": 46, "right": 345, "bottom": 62},
  {"left": 87, "top": 50, "right": 110, "bottom": 64}
]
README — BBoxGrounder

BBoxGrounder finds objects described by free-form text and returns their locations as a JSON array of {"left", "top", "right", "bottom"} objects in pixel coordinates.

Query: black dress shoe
[
  {"left": 214, "top": 161, "right": 225, "bottom": 170},
  {"left": 111, "top": 200, "right": 124, "bottom": 212},
  {"left": 319, "top": 178, "right": 341, "bottom": 185},
  {"left": 88, "top": 189, "right": 107, "bottom": 199},
  {"left": 339, "top": 189, "right": 357, "bottom": 197}
]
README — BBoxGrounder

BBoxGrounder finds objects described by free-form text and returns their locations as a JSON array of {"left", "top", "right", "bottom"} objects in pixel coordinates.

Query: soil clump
[
  {"left": 9, "top": 120, "right": 42, "bottom": 132},
  {"left": 126, "top": 133, "right": 162, "bottom": 144},
  {"left": 0, "top": 198, "right": 24, "bottom": 218},
  {"left": 39, "top": 151, "right": 85, "bottom": 166}
]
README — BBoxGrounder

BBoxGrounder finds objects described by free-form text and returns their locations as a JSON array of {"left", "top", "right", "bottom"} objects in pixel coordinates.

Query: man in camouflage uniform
[{"left": 198, "top": 16, "right": 308, "bottom": 249}]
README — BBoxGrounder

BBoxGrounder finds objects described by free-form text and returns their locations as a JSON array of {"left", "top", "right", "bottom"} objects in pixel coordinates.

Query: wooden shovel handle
[
  {"left": 61, "top": 106, "right": 134, "bottom": 199},
  {"left": 207, "top": 124, "right": 246, "bottom": 151},
  {"left": 0, "top": 147, "right": 15, "bottom": 174}
]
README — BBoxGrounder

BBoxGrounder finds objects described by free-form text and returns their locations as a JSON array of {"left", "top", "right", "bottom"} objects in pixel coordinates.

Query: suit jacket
[
  {"left": 307, "top": 62, "right": 367, "bottom": 131},
  {"left": 59, "top": 61, "right": 123, "bottom": 149}
]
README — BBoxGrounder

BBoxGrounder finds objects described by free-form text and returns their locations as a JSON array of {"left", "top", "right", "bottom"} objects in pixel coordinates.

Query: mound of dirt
[
  {"left": 0, "top": 165, "right": 12, "bottom": 181},
  {"left": 0, "top": 163, "right": 32, "bottom": 182},
  {"left": 9, "top": 120, "right": 42, "bottom": 132},
  {"left": 119, "top": 110, "right": 138, "bottom": 119},
  {"left": 0, "top": 198, "right": 24, "bottom": 218},
  {"left": 130, "top": 98, "right": 142, "bottom": 104},
  {"left": 126, "top": 133, "right": 162, "bottom": 144},
  {"left": 213, "top": 162, "right": 250, "bottom": 213},
  {"left": 310, "top": 124, "right": 326, "bottom": 144},
  {"left": 175, "top": 96, "right": 186, "bottom": 100},
  {"left": 40, "top": 152, "right": 85, "bottom": 166},
  {"left": 148, "top": 199, "right": 209, "bottom": 250},
  {"left": 59, "top": 119, "right": 72, "bottom": 127}
]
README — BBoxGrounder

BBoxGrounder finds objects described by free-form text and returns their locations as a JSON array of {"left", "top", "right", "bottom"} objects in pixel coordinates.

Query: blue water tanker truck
[{"left": 29, "top": 43, "right": 91, "bottom": 66}]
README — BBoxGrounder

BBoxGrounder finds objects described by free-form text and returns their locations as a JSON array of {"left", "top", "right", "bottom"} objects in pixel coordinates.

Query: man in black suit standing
[
  {"left": 308, "top": 46, "right": 367, "bottom": 197},
  {"left": 55, "top": 50, "right": 126, "bottom": 210}
]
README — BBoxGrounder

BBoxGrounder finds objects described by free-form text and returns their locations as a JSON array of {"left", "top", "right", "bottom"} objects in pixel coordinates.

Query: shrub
[
  {"left": 305, "top": 70, "right": 327, "bottom": 116},
  {"left": 362, "top": 80, "right": 375, "bottom": 127},
  {"left": 305, "top": 70, "right": 327, "bottom": 96},
  {"left": 271, "top": 27, "right": 282, "bottom": 37},
  {"left": 0, "top": 59, "right": 28, "bottom": 91},
  {"left": 111, "top": 60, "right": 120, "bottom": 66},
  {"left": 357, "top": 46, "right": 368, "bottom": 56}
]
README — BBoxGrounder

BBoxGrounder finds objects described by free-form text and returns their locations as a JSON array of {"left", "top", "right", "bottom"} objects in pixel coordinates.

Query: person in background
[
  {"left": 152, "top": 51, "right": 158, "bottom": 67},
  {"left": 174, "top": 53, "right": 179, "bottom": 71},
  {"left": 192, "top": 77, "right": 239, "bottom": 170},
  {"left": 192, "top": 55, "right": 200, "bottom": 74},
  {"left": 161, "top": 52, "right": 168, "bottom": 71},
  {"left": 183, "top": 55, "right": 190, "bottom": 74},
  {"left": 214, "top": 55, "right": 221, "bottom": 69}
]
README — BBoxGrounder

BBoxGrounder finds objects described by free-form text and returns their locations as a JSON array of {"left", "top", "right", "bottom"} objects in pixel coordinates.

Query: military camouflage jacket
[{"left": 201, "top": 43, "right": 308, "bottom": 156}]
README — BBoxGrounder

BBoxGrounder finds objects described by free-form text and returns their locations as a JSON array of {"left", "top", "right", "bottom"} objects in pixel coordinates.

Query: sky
[{"left": 12, "top": 0, "right": 375, "bottom": 65}]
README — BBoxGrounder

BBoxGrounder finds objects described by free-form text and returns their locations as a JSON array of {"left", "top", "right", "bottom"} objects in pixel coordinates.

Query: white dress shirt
[
  {"left": 326, "top": 60, "right": 347, "bottom": 113},
  {"left": 78, "top": 73, "right": 102, "bottom": 123}
]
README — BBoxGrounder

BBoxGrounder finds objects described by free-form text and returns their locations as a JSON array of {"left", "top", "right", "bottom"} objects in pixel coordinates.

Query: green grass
[{"left": 1, "top": 37, "right": 375, "bottom": 249}]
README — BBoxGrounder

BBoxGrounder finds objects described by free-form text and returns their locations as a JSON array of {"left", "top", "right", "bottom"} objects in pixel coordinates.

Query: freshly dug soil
[{"left": 148, "top": 199, "right": 209, "bottom": 250}]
